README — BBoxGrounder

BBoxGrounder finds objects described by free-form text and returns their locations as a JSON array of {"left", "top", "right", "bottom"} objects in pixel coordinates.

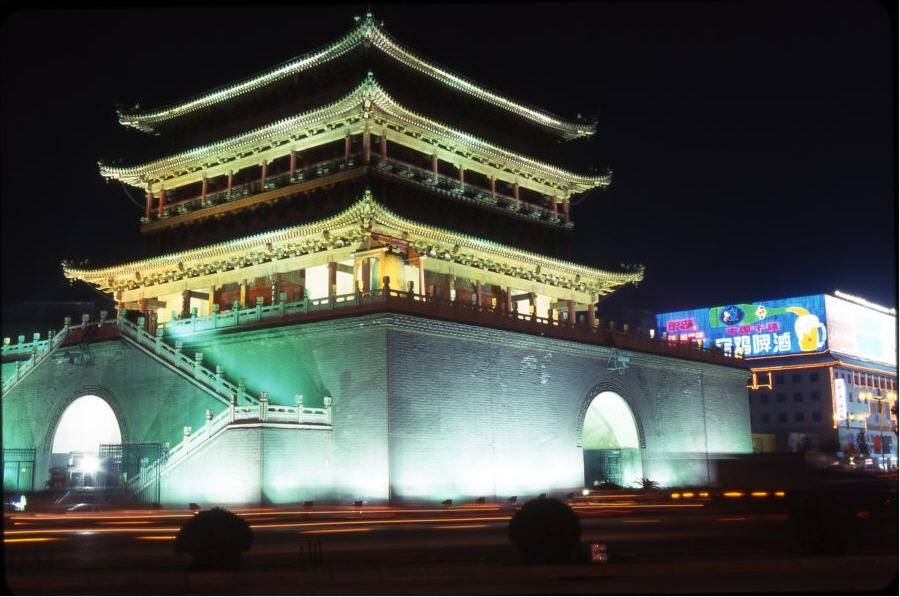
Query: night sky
[{"left": 1, "top": 2, "right": 895, "bottom": 322}]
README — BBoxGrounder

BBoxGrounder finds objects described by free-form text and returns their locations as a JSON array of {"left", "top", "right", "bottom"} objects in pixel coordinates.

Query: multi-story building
[
  {"left": 657, "top": 291, "right": 898, "bottom": 470},
  {"left": 3, "top": 13, "right": 753, "bottom": 505}
]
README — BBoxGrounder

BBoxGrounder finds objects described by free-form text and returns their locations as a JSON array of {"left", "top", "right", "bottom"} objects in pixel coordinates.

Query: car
[{"left": 66, "top": 503, "right": 103, "bottom": 512}]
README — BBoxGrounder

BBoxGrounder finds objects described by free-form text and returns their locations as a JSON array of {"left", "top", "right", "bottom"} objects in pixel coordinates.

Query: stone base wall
[{"left": 3, "top": 314, "right": 752, "bottom": 500}]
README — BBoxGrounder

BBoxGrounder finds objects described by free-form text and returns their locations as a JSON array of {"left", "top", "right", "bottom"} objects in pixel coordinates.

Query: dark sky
[{"left": 1, "top": 2, "right": 896, "bottom": 319}]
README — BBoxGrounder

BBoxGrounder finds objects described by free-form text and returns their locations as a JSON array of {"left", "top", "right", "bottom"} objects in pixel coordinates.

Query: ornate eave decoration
[
  {"left": 116, "top": 12, "right": 596, "bottom": 139},
  {"left": 100, "top": 75, "right": 611, "bottom": 194},
  {"left": 63, "top": 190, "right": 642, "bottom": 298}
]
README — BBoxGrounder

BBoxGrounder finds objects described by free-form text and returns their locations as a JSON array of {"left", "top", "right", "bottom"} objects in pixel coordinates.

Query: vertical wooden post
[
  {"left": 587, "top": 295, "right": 597, "bottom": 328},
  {"left": 567, "top": 299, "right": 575, "bottom": 326},
  {"left": 144, "top": 189, "right": 152, "bottom": 219},
  {"left": 201, "top": 174, "right": 208, "bottom": 203},
  {"left": 227, "top": 170, "right": 233, "bottom": 195},
  {"left": 475, "top": 280, "right": 483, "bottom": 307},
  {"left": 290, "top": 151, "right": 297, "bottom": 177},
  {"left": 328, "top": 262, "right": 337, "bottom": 296},
  {"left": 361, "top": 259, "right": 371, "bottom": 292},
  {"left": 345, "top": 133, "right": 352, "bottom": 161},
  {"left": 551, "top": 194, "right": 558, "bottom": 216},
  {"left": 431, "top": 154, "right": 438, "bottom": 183},
  {"left": 513, "top": 182, "right": 520, "bottom": 203},
  {"left": 240, "top": 279, "right": 248, "bottom": 308},
  {"left": 181, "top": 290, "right": 191, "bottom": 319},
  {"left": 260, "top": 160, "right": 267, "bottom": 186},
  {"left": 490, "top": 176, "right": 496, "bottom": 198},
  {"left": 458, "top": 165, "right": 465, "bottom": 187},
  {"left": 505, "top": 286, "right": 513, "bottom": 314},
  {"left": 418, "top": 258, "right": 426, "bottom": 298},
  {"left": 157, "top": 187, "right": 166, "bottom": 216},
  {"left": 380, "top": 131, "right": 387, "bottom": 161},
  {"left": 363, "top": 130, "right": 371, "bottom": 165},
  {"left": 562, "top": 198, "right": 570, "bottom": 223}
]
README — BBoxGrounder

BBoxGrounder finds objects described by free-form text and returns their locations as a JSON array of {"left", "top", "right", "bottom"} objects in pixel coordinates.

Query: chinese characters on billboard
[
  {"left": 824, "top": 295, "right": 897, "bottom": 366},
  {"left": 656, "top": 295, "right": 828, "bottom": 358}
]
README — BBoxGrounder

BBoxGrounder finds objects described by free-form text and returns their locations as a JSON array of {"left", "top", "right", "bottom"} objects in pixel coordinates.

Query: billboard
[
  {"left": 824, "top": 294, "right": 897, "bottom": 366},
  {"left": 656, "top": 294, "right": 828, "bottom": 358}
]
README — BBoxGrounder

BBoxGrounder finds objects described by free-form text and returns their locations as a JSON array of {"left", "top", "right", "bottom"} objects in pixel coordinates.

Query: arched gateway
[
  {"left": 582, "top": 390, "right": 644, "bottom": 488},
  {"left": 49, "top": 394, "right": 122, "bottom": 489}
]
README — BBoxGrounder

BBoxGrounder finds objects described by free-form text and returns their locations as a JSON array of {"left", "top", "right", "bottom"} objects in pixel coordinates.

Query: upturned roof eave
[
  {"left": 100, "top": 76, "right": 610, "bottom": 192},
  {"left": 116, "top": 13, "right": 597, "bottom": 140},
  {"left": 63, "top": 191, "right": 641, "bottom": 290}
]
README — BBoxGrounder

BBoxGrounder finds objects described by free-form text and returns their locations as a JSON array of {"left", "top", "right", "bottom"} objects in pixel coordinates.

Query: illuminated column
[
  {"left": 505, "top": 286, "right": 512, "bottom": 313},
  {"left": 227, "top": 170, "right": 233, "bottom": 195},
  {"left": 361, "top": 259, "right": 371, "bottom": 292},
  {"left": 380, "top": 131, "right": 387, "bottom": 161},
  {"left": 209, "top": 285, "right": 217, "bottom": 314},
  {"left": 431, "top": 154, "right": 438, "bottom": 183},
  {"left": 201, "top": 174, "right": 208, "bottom": 203},
  {"left": 418, "top": 258, "right": 426, "bottom": 297},
  {"left": 562, "top": 198, "right": 570, "bottom": 223},
  {"left": 513, "top": 182, "right": 520, "bottom": 203},
  {"left": 289, "top": 151, "right": 297, "bottom": 177},
  {"left": 157, "top": 187, "right": 166, "bottom": 216},
  {"left": 587, "top": 296, "right": 597, "bottom": 328},
  {"left": 528, "top": 292, "right": 536, "bottom": 317},
  {"left": 566, "top": 299, "right": 575, "bottom": 326},
  {"left": 240, "top": 279, "right": 248, "bottom": 308},
  {"left": 328, "top": 261, "right": 337, "bottom": 296},
  {"left": 475, "top": 280, "right": 483, "bottom": 307},
  {"left": 139, "top": 298, "right": 148, "bottom": 316},
  {"left": 458, "top": 165, "right": 465, "bottom": 187},
  {"left": 144, "top": 188, "right": 152, "bottom": 219},
  {"left": 449, "top": 276, "right": 457, "bottom": 302},
  {"left": 363, "top": 130, "right": 371, "bottom": 164},
  {"left": 346, "top": 133, "right": 352, "bottom": 161},
  {"left": 260, "top": 160, "right": 268, "bottom": 186},
  {"left": 550, "top": 194, "right": 558, "bottom": 216},
  {"left": 490, "top": 176, "right": 496, "bottom": 198}
]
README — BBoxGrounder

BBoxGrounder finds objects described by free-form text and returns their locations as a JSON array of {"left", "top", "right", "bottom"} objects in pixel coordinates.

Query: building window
[
  {"left": 777, "top": 413, "right": 787, "bottom": 423},
  {"left": 791, "top": 374, "right": 801, "bottom": 383},
  {"left": 809, "top": 372, "right": 819, "bottom": 382},
  {"left": 812, "top": 411, "right": 822, "bottom": 422},
  {"left": 848, "top": 392, "right": 853, "bottom": 402},
  {"left": 776, "top": 393, "right": 785, "bottom": 403},
  {"left": 775, "top": 374, "right": 784, "bottom": 384},
  {"left": 762, "top": 413, "right": 771, "bottom": 424},
  {"left": 793, "top": 392, "right": 802, "bottom": 402},
  {"left": 794, "top": 412, "right": 804, "bottom": 422},
  {"left": 811, "top": 391, "right": 820, "bottom": 401},
  {"left": 759, "top": 394, "right": 769, "bottom": 404}
]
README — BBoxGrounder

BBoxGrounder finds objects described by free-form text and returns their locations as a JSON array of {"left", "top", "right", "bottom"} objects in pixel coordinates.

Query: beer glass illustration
[{"left": 794, "top": 314, "right": 826, "bottom": 352}]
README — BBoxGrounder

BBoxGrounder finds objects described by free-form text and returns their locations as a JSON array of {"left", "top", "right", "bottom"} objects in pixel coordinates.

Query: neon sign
[{"left": 656, "top": 295, "right": 828, "bottom": 358}]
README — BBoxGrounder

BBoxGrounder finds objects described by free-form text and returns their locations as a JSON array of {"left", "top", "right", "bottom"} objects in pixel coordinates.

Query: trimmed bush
[
  {"left": 175, "top": 507, "right": 253, "bottom": 570},
  {"left": 508, "top": 497, "right": 581, "bottom": 565}
]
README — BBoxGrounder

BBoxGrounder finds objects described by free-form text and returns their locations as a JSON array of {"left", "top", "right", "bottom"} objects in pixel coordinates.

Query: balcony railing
[
  {"left": 140, "top": 151, "right": 570, "bottom": 227},
  {"left": 156, "top": 286, "right": 744, "bottom": 368}
]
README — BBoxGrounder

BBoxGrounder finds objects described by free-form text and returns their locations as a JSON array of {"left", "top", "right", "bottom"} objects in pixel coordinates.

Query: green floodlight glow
[{"left": 51, "top": 395, "right": 121, "bottom": 454}]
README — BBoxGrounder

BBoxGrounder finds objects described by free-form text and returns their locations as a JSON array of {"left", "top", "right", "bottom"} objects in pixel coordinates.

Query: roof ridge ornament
[{"left": 359, "top": 187, "right": 377, "bottom": 231}]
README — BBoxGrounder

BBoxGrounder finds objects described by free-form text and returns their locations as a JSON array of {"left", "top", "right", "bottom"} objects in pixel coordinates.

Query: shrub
[
  {"left": 508, "top": 497, "right": 581, "bottom": 565},
  {"left": 175, "top": 507, "right": 253, "bottom": 570},
  {"left": 639, "top": 478, "right": 660, "bottom": 491}
]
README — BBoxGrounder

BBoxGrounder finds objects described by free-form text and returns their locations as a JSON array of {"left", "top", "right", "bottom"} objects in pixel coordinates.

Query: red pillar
[
  {"left": 345, "top": 134, "right": 352, "bottom": 161},
  {"left": 562, "top": 199, "right": 570, "bottom": 222},
  {"left": 260, "top": 161, "right": 267, "bottom": 186},
  {"left": 431, "top": 154, "right": 438, "bottom": 183},
  {"left": 181, "top": 290, "right": 191, "bottom": 318},
  {"left": 567, "top": 300, "right": 575, "bottom": 326},
  {"left": 227, "top": 170, "right": 233, "bottom": 195},
  {"left": 475, "top": 280, "right": 483, "bottom": 307},
  {"left": 328, "top": 262, "right": 337, "bottom": 296},
  {"left": 144, "top": 190, "right": 152, "bottom": 219},
  {"left": 290, "top": 151, "right": 297, "bottom": 177},
  {"left": 505, "top": 286, "right": 513, "bottom": 314},
  {"left": 490, "top": 176, "right": 496, "bottom": 198},
  {"left": 587, "top": 296, "right": 597, "bottom": 328},
  {"left": 458, "top": 166, "right": 465, "bottom": 186},
  {"left": 363, "top": 130, "right": 371, "bottom": 165},
  {"left": 513, "top": 182, "right": 520, "bottom": 202},
  {"left": 157, "top": 188, "right": 166, "bottom": 216},
  {"left": 380, "top": 133, "right": 387, "bottom": 161},
  {"left": 550, "top": 195, "right": 558, "bottom": 216},
  {"left": 361, "top": 259, "right": 371, "bottom": 292},
  {"left": 201, "top": 175, "right": 208, "bottom": 203}
]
